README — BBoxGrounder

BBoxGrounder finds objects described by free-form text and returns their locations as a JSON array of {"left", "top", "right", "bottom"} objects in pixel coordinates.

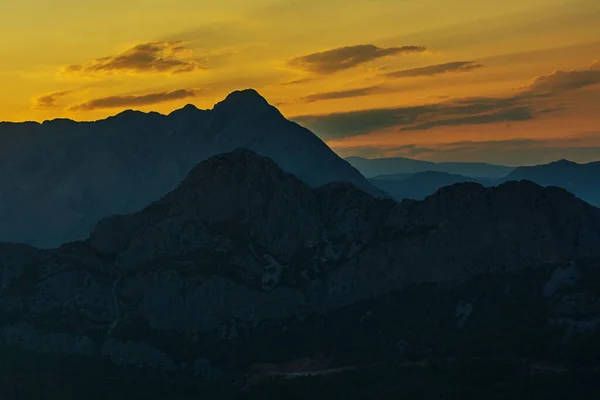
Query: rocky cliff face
[
  {"left": 1, "top": 149, "right": 600, "bottom": 380},
  {"left": 0, "top": 90, "right": 383, "bottom": 248}
]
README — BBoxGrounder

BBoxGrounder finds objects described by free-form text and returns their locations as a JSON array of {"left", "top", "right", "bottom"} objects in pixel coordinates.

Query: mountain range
[
  {"left": 0, "top": 89, "right": 382, "bottom": 248},
  {"left": 3, "top": 89, "right": 599, "bottom": 249},
  {"left": 504, "top": 159, "right": 600, "bottom": 206},
  {"left": 363, "top": 159, "right": 600, "bottom": 206},
  {"left": 2, "top": 148, "right": 600, "bottom": 398},
  {"left": 345, "top": 156, "right": 515, "bottom": 179},
  {"left": 369, "top": 171, "right": 491, "bottom": 201},
  {"left": 2, "top": 90, "right": 600, "bottom": 397}
]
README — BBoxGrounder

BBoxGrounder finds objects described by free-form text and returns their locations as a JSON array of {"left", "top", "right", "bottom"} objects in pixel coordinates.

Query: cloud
[
  {"left": 385, "top": 61, "right": 485, "bottom": 78},
  {"left": 33, "top": 91, "right": 71, "bottom": 109},
  {"left": 61, "top": 41, "right": 204, "bottom": 76},
  {"left": 293, "top": 106, "right": 426, "bottom": 139},
  {"left": 68, "top": 89, "right": 198, "bottom": 111},
  {"left": 522, "top": 61, "right": 600, "bottom": 96},
  {"left": 279, "top": 78, "right": 316, "bottom": 86},
  {"left": 288, "top": 44, "right": 426, "bottom": 74},
  {"left": 292, "top": 96, "right": 523, "bottom": 139},
  {"left": 299, "top": 85, "right": 387, "bottom": 103},
  {"left": 399, "top": 107, "right": 533, "bottom": 131},
  {"left": 293, "top": 61, "right": 600, "bottom": 140},
  {"left": 333, "top": 133, "right": 600, "bottom": 166}
]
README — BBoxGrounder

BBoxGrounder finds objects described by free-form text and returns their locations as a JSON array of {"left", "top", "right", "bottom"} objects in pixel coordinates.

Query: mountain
[
  {"left": 0, "top": 89, "right": 383, "bottom": 248},
  {"left": 2, "top": 149, "right": 600, "bottom": 398},
  {"left": 503, "top": 159, "right": 600, "bottom": 206},
  {"left": 369, "top": 170, "right": 492, "bottom": 201},
  {"left": 370, "top": 172, "right": 415, "bottom": 181},
  {"left": 346, "top": 156, "right": 514, "bottom": 179}
]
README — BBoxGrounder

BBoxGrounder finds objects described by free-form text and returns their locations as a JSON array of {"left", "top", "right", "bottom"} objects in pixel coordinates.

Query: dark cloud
[
  {"left": 34, "top": 91, "right": 71, "bottom": 109},
  {"left": 292, "top": 96, "right": 523, "bottom": 140},
  {"left": 400, "top": 107, "right": 533, "bottom": 131},
  {"left": 385, "top": 61, "right": 484, "bottom": 78},
  {"left": 522, "top": 61, "right": 600, "bottom": 95},
  {"left": 288, "top": 44, "right": 426, "bottom": 74},
  {"left": 293, "top": 61, "right": 600, "bottom": 140},
  {"left": 68, "top": 89, "right": 198, "bottom": 111},
  {"left": 292, "top": 105, "right": 427, "bottom": 139},
  {"left": 334, "top": 134, "right": 600, "bottom": 166},
  {"left": 62, "top": 41, "right": 204, "bottom": 76},
  {"left": 299, "top": 85, "right": 386, "bottom": 103}
]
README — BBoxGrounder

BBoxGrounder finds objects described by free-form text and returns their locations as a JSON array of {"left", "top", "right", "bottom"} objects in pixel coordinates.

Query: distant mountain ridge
[
  {"left": 0, "top": 89, "right": 383, "bottom": 248},
  {"left": 369, "top": 170, "right": 490, "bottom": 201},
  {"left": 503, "top": 159, "right": 600, "bottom": 206},
  {"left": 346, "top": 155, "right": 515, "bottom": 179},
  {"left": 358, "top": 158, "right": 600, "bottom": 205}
]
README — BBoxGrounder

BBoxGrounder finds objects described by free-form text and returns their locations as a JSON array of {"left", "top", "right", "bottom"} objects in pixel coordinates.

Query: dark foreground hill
[
  {"left": 1, "top": 149, "right": 600, "bottom": 398},
  {"left": 0, "top": 90, "right": 382, "bottom": 248}
]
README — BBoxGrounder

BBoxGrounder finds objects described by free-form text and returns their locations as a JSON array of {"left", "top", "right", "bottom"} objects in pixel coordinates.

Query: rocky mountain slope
[
  {"left": 0, "top": 90, "right": 382, "bottom": 248},
  {"left": 1, "top": 149, "right": 600, "bottom": 390}
]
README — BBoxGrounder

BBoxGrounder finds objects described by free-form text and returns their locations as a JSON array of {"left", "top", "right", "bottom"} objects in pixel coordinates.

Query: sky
[{"left": 1, "top": 0, "right": 599, "bottom": 165}]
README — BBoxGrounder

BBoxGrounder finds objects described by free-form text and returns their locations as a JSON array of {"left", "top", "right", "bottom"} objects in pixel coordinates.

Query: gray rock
[
  {"left": 543, "top": 262, "right": 582, "bottom": 298},
  {"left": 100, "top": 338, "right": 177, "bottom": 371},
  {"left": 0, "top": 323, "right": 96, "bottom": 356}
]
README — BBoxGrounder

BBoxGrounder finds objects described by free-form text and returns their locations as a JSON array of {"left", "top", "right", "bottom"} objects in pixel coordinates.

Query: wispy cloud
[
  {"left": 385, "top": 61, "right": 485, "bottom": 78},
  {"left": 68, "top": 89, "right": 198, "bottom": 111},
  {"left": 293, "top": 61, "right": 600, "bottom": 140},
  {"left": 334, "top": 133, "right": 600, "bottom": 166},
  {"left": 292, "top": 96, "right": 522, "bottom": 139},
  {"left": 521, "top": 61, "right": 600, "bottom": 96},
  {"left": 61, "top": 41, "right": 204, "bottom": 76},
  {"left": 279, "top": 77, "right": 316, "bottom": 86},
  {"left": 299, "top": 85, "right": 388, "bottom": 103},
  {"left": 399, "top": 107, "right": 532, "bottom": 131},
  {"left": 288, "top": 44, "right": 426, "bottom": 74},
  {"left": 33, "top": 90, "right": 71, "bottom": 109}
]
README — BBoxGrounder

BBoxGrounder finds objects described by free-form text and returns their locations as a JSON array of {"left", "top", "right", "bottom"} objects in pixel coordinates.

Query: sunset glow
[{"left": 1, "top": 0, "right": 599, "bottom": 164}]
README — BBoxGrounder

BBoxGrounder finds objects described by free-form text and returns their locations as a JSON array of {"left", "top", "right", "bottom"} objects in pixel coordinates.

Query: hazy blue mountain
[
  {"left": 369, "top": 170, "right": 496, "bottom": 201},
  {"left": 0, "top": 89, "right": 383, "bottom": 248},
  {"left": 370, "top": 172, "right": 415, "bottom": 181},
  {"left": 2, "top": 149, "right": 600, "bottom": 398},
  {"left": 502, "top": 159, "right": 600, "bottom": 206},
  {"left": 346, "top": 156, "right": 514, "bottom": 179}
]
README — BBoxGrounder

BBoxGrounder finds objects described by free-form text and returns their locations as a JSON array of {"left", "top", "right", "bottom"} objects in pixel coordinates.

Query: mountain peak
[
  {"left": 550, "top": 159, "right": 577, "bottom": 166},
  {"left": 213, "top": 89, "right": 273, "bottom": 112},
  {"left": 226, "top": 88, "right": 267, "bottom": 101},
  {"left": 180, "top": 103, "right": 199, "bottom": 111},
  {"left": 179, "top": 148, "right": 284, "bottom": 189}
]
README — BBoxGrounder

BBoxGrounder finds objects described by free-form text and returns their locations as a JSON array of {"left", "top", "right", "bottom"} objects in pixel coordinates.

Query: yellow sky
[{"left": 1, "top": 0, "right": 599, "bottom": 163}]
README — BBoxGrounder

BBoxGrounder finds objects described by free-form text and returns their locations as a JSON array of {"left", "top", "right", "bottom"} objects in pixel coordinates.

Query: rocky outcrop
[{"left": 1, "top": 149, "right": 600, "bottom": 379}]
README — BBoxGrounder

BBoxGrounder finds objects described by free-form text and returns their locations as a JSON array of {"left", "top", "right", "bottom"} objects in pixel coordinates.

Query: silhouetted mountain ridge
[
  {"left": 363, "top": 158, "right": 600, "bottom": 205},
  {"left": 503, "top": 159, "right": 600, "bottom": 206},
  {"left": 370, "top": 170, "right": 490, "bottom": 201},
  {"left": 346, "top": 155, "right": 514, "bottom": 178},
  {"left": 0, "top": 90, "right": 383, "bottom": 248}
]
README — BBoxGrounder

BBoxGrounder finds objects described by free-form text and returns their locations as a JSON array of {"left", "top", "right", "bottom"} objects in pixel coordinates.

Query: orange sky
[{"left": 1, "top": 0, "right": 599, "bottom": 164}]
